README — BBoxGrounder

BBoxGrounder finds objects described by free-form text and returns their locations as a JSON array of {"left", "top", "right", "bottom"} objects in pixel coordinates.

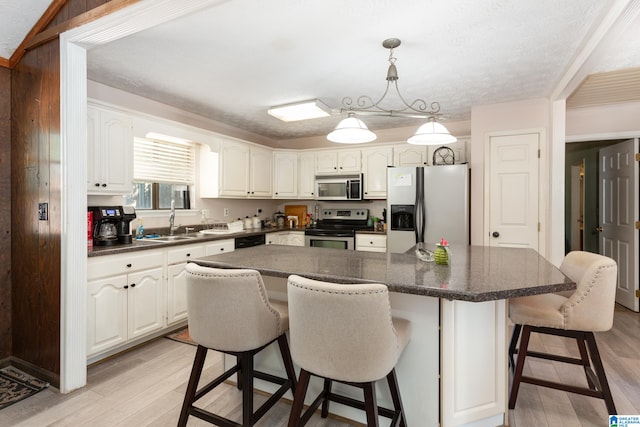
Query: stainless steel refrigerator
[{"left": 386, "top": 164, "right": 469, "bottom": 253}]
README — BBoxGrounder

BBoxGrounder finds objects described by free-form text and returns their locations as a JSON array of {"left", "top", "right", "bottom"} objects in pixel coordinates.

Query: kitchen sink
[{"left": 151, "top": 235, "right": 199, "bottom": 242}]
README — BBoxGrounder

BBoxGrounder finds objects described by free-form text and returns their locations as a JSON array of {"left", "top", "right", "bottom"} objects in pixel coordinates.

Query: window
[{"left": 124, "top": 136, "right": 195, "bottom": 210}]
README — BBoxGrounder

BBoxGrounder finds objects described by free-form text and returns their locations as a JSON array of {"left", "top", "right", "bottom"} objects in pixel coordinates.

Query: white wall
[
  {"left": 566, "top": 100, "right": 640, "bottom": 140},
  {"left": 470, "top": 98, "right": 551, "bottom": 247}
]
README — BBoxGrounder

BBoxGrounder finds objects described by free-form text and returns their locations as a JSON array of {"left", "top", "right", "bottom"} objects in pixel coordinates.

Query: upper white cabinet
[
  {"left": 87, "top": 104, "right": 133, "bottom": 195},
  {"left": 273, "top": 152, "right": 298, "bottom": 198},
  {"left": 394, "top": 139, "right": 468, "bottom": 167},
  {"left": 298, "top": 152, "right": 316, "bottom": 199},
  {"left": 219, "top": 139, "right": 273, "bottom": 198},
  {"left": 315, "top": 149, "right": 361, "bottom": 174},
  {"left": 362, "top": 147, "right": 393, "bottom": 199},
  {"left": 394, "top": 145, "right": 429, "bottom": 167}
]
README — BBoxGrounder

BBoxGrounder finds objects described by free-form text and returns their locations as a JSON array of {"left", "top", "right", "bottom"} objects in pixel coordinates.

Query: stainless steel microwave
[{"left": 315, "top": 174, "right": 363, "bottom": 200}]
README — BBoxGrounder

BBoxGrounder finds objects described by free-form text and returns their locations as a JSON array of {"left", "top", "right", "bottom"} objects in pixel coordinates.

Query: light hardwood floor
[{"left": 1, "top": 304, "right": 638, "bottom": 427}]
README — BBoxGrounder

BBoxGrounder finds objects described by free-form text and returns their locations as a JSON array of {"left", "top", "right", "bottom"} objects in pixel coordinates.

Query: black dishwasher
[{"left": 234, "top": 234, "right": 266, "bottom": 249}]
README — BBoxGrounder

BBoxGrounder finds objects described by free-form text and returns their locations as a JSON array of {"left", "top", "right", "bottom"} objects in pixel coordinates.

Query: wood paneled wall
[
  {"left": 11, "top": 41, "right": 62, "bottom": 385},
  {"left": 9, "top": 0, "right": 126, "bottom": 385},
  {"left": 0, "top": 66, "right": 11, "bottom": 360}
]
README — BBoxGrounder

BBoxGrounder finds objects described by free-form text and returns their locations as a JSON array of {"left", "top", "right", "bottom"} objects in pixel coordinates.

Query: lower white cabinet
[
  {"left": 87, "top": 250, "right": 164, "bottom": 357},
  {"left": 356, "top": 234, "right": 387, "bottom": 252},
  {"left": 166, "top": 240, "right": 234, "bottom": 326}
]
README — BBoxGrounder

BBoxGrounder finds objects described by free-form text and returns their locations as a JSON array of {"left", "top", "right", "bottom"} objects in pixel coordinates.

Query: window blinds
[{"left": 133, "top": 137, "right": 194, "bottom": 184}]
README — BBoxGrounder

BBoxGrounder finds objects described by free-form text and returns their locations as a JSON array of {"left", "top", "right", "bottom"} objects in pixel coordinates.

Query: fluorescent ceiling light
[
  {"left": 268, "top": 99, "right": 331, "bottom": 122},
  {"left": 145, "top": 132, "right": 192, "bottom": 145}
]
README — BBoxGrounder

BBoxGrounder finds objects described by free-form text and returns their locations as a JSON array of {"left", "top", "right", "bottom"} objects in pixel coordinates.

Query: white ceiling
[{"left": 3, "top": 0, "right": 640, "bottom": 143}]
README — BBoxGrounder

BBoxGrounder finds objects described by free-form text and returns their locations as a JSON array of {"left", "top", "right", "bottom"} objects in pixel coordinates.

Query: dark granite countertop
[
  {"left": 87, "top": 227, "right": 306, "bottom": 257},
  {"left": 191, "top": 244, "right": 574, "bottom": 302}
]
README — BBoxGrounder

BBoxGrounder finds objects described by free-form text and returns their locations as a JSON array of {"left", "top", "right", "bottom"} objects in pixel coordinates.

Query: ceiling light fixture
[
  {"left": 268, "top": 99, "right": 331, "bottom": 122},
  {"left": 328, "top": 38, "right": 456, "bottom": 145}
]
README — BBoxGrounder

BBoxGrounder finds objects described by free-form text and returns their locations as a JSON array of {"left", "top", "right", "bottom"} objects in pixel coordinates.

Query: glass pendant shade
[
  {"left": 407, "top": 120, "right": 457, "bottom": 145},
  {"left": 327, "top": 116, "right": 377, "bottom": 144}
]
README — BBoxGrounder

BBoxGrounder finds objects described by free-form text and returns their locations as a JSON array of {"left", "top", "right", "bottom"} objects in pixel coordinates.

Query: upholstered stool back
[
  {"left": 185, "top": 263, "right": 287, "bottom": 352},
  {"left": 287, "top": 274, "right": 410, "bottom": 383},
  {"left": 509, "top": 251, "right": 617, "bottom": 332}
]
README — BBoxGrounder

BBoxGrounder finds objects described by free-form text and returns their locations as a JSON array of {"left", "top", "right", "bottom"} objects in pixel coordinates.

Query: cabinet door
[
  {"left": 362, "top": 147, "right": 392, "bottom": 199},
  {"left": 315, "top": 151, "right": 338, "bottom": 174},
  {"left": 167, "top": 262, "right": 189, "bottom": 325},
  {"left": 250, "top": 147, "right": 273, "bottom": 197},
  {"left": 87, "top": 106, "right": 134, "bottom": 194},
  {"left": 220, "top": 141, "right": 250, "bottom": 196},
  {"left": 337, "top": 149, "right": 362, "bottom": 173},
  {"left": 427, "top": 139, "right": 468, "bottom": 165},
  {"left": 273, "top": 152, "right": 297, "bottom": 198},
  {"left": 87, "top": 275, "right": 128, "bottom": 356},
  {"left": 286, "top": 231, "right": 305, "bottom": 247},
  {"left": 127, "top": 267, "right": 165, "bottom": 340},
  {"left": 394, "top": 145, "right": 428, "bottom": 167},
  {"left": 298, "top": 152, "right": 316, "bottom": 198}
]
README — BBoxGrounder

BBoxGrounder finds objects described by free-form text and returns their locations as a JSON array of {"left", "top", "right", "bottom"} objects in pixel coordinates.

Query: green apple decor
[{"left": 434, "top": 237, "right": 450, "bottom": 265}]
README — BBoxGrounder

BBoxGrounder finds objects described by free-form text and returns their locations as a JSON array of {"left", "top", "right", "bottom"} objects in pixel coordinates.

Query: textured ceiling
[
  {"left": 3, "top": 1, "right": 640, "bottom": 142},
  {"left": 0, "top": 0, "right": 52, "bottom": 58}
]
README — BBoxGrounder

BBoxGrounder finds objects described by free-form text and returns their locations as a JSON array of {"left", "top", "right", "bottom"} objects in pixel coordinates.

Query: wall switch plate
[
  {"left": 223, "top": 208, "right": 230, "bottom": 217},
  {"left": 38, "top": 202, "right": 48, "bottom": 220}
]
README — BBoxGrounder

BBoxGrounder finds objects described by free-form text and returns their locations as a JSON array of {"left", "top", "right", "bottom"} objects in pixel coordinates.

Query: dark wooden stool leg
[
  {"left": 509, "top": 325, "right": 532, "bottom": 409},
  {"left": 178, "top": 345, "right": 208, "bottom": 427},
  {"left": 363, "top": 382, "right": 379, "bottom": 426},
  {"left": 387, "top": 369, "right": 407, "bottom": 427},
  {"left": 508, "top": 324, "right": 522, "bottom": 372},
  {"left": 278, "top": 334, "right": 297, "bottom": 394},
  {"left": 288, "top": 369, "right": 311, "bottom": 427},
  {"left": 237, "top": 354, "right": 243, "bottom": 390},
  {"left": 585, "top": 332, "right": 617, "bottom": 415},
  {"left": 576, "top": 332, "right": 597, "bottom": 390},
  {"left": 240, "top": 352, "right": 254, "bottom": 426},
  {"left": 321, "top": 378, "right": 332, "bottom": 418}
]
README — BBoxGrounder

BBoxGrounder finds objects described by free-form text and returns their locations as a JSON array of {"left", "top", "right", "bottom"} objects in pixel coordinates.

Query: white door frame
[
  {"left": 483, "top": 128, "right": 547, "bottom": 254},
  {"left": 59, "top": 0, "right": 223, "bottom": 393}
]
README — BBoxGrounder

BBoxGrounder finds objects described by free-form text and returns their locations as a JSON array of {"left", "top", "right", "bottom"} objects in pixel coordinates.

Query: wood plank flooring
[{"left": 1, "top": 304, "right": 638, "bottom": 427}]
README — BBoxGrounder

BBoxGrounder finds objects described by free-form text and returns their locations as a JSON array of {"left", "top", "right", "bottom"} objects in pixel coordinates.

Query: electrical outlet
[
  {"left": 256, "top": 208, "right": 262, "bottom": 216},
  {"left": 223, "top": 208, "right": 230, "bottom": 217},
  {"left": 201, "top": 209, "right": 210, "bottom": 218}
]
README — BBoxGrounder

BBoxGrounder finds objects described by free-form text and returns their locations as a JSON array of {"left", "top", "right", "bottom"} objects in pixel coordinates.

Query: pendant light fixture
[{"left": 327, "top": 38, "right": 456, "bottom": 145}]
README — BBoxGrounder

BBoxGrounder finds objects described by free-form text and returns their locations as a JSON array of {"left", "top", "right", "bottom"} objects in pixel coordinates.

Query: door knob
[
  {"left": 492, "top": 231, "right": 500, "bottom": 238},
  {"left": 595, "top": 226, "right": 603, "bottom": 232}
]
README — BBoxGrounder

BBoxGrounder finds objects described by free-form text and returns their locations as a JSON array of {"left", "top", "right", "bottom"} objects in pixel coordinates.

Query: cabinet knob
[
  {"left": 130, "top": 283, "right": 136, "bottom": 288},
  {"left": 492, "top": 231, "right": 500, "bottom": 238},
  {"left": 275, "top": 192, "right": 278, "bottom": 195},
  {"left": 124, "top": 285, "right": 128, "bottom": 289},
  {"left": 94, "top": 183, "right": 100, "bottom": 187},
  {"left": 101, "top": 183, "right": 107, "bottom": 187},
  {"left": 126, "top": 263, "right": 132, "bottom": 268},
  {"left": 220, "top": 248, "right": 225, "bottom": 251},
  {"left": 186, "top": 253, "right": 191, "bottom": 257}
]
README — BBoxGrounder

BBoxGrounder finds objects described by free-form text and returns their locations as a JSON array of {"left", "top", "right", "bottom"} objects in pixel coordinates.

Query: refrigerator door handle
[{"left": 415, "top": 167, "right": 425, "bottom": 243}]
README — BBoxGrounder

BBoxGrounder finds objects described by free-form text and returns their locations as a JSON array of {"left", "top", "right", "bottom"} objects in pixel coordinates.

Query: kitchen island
[{"left": 192, "top": 245, "right": 573, "bottom": 427}]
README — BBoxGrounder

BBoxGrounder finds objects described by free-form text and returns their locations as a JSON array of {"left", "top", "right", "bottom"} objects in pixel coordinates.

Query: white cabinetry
[
  {"left": 298, "top": 152, "right": 316, "bottom": 198},
  {"left": 87, "top": 104, "right": 133, "bottom": 195},
  {"left": 273, "top": 152, "right": 298, "bottom": 198},
  {"left": 315, "top": 150, "right": 361, "bottom": 174},
  {"left": 428, "top": 137, "right": 468, "bottom": 165},
  {"left": 87, "top": 250, "right": 164, "bottom": 357},
  {"left": 166, "top": 244, "right": 205, "bottom": 326},
  {"left": 393, "top": 145, "right": 429, "bottom": 167},
  {"left": 166, "top": 239, "right": 235, "bottom": 326},
  {"left": 219, "top": 140, "right": 272, "bottom": 197},
  {"left": 361, "top": 147, "right": 393, "bottom": 199},
  {"left": 356, "top": 234, "right": 387, "bottom": 252}
]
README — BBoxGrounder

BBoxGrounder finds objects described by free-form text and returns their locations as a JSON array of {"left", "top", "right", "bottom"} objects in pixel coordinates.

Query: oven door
[{"left": 305, "top": 234, "right": 354, "bottom": 250}]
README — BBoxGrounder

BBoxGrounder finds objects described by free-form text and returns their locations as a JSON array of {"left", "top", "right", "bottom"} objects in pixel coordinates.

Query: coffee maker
[{"left": 89, "top": 206, "right": 137, "bottom": 246}]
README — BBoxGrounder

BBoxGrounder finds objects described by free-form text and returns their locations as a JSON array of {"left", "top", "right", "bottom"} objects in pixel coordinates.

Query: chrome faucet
[{"left": 169, "top": 199, "right": 178, "bottom": 235}]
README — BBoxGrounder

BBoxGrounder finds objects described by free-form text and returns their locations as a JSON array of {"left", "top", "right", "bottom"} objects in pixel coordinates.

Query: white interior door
[
  {"left": 487, "top": 132, "right": 540, "bottom": 249},
  {"left": 599, "top": 139, "right": 639, "bottom": 312}
]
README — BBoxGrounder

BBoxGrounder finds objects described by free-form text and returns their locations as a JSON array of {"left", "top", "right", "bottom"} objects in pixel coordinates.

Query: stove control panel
[{"left": 321, "top": 209, "right": 369, "bottom": 221}]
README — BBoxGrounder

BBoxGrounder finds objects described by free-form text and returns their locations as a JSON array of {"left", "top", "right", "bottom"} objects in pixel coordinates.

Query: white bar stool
[
  {"left": 286, "top": 275, "right": 411, "bottom": 427},
  {"left": 178, "top": 264, "right": 297, "bottom": 427},
  {"left": 508, "top": 251, "right": 617, "bottom": 414}
]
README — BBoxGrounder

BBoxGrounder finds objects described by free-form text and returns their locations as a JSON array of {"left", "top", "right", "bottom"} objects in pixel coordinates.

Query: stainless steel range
[{"left": 304, "top": 208, "right": 370, "bottom": 250}]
